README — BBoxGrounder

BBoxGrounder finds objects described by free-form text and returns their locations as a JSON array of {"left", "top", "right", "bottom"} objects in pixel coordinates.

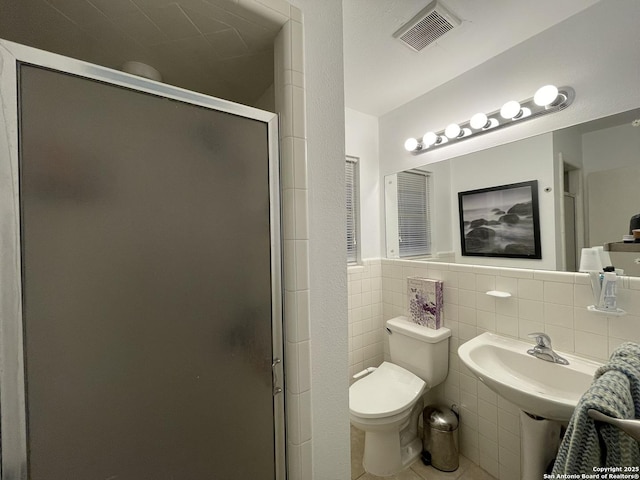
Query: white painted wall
[
  {"left": 345, "top": 108, "right": 381, "bottom": 260},
  {"left": 254, "top": 83, "right": 275, "bottom": 112},
  {"left": 552, "top": 126, "right": 583, "bottom": 169},
  {"left": 584, "top": 122, "right": 640, "bottom": 276},
  {"left": 583, "top": 122, "right": 640, "bottom": 175},
  {"left": 583, "top": 122, "right": 640, "bottom": 244},
  {"left": 288, "top": 1, "right": 351, "bottom": 479},
  {"left": 553, "top": 126, "right": 586, "bottom": 265},
  {"left": 450, "top": 134, "right": 557, "bottom": 270},
  {"left": 429, "top": 161, "right": 454, "bottom": 257}
]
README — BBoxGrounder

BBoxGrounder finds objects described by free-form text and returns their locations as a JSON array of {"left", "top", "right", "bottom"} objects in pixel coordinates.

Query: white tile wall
[
  {"left": 270, "top": 2, "right": 312, "bottom": 478},
  {"left": 348, "top": 259, "right": 384, "bottom": 381},
  {"left": 370, "top": 258, "right": 640, "bottom": 480}
]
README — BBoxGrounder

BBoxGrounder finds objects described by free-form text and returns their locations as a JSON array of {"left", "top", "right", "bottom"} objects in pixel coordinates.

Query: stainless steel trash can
[{"left": 422, "top": 405, "right": 459, "bottom": 472}]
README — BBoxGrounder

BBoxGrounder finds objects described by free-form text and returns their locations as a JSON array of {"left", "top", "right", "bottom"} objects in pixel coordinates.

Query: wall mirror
[{"left": 385, "top": 107, "right": 640, "bottom": 276}]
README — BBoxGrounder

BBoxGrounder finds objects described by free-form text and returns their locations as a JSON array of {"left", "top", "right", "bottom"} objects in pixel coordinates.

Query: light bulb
[
  {"left": 423, "top": 131, "right": 438, "bottom": 146},
  {"left": 404, "top": 137, "right": 419, "bottom": 151},
  {"left": 500, "top": 100, "right": 522, "bottom": 119},
  {"left": 470, "top": 113, "right": 489, "bottom": 129},
  {"left": 445, "top": 123, "right": 461, "bottom": 139},
  {"left": 534, "top": 85, "right": 559, "bottom": 106}
]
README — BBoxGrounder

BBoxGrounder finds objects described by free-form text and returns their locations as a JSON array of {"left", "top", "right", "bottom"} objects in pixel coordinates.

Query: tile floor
[{"left": 351, "top": 426, "right": 498, "bottom": 480}]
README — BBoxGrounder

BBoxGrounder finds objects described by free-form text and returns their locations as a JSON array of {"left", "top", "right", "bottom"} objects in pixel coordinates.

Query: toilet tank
[{"left": 386, "top": 316, "right": 451, "bottom": 387}]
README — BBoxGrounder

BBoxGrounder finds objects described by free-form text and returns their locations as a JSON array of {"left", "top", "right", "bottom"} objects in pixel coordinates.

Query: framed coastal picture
[{"left": 458, "top": 180, "right": 541, "bottom": 259}]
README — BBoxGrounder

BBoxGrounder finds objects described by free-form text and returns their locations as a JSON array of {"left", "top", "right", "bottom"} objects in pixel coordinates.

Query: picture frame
[{"left": 458, "top": 180, "right": 541, "bottom": 259}]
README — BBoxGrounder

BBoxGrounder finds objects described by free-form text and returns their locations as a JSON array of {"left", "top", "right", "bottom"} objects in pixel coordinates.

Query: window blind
[
  {"left": 346, "top": 158, "right": 358, "bottom": 263},
  {"left": 397, "top": 170, "right": 431, "bottom": 257}
]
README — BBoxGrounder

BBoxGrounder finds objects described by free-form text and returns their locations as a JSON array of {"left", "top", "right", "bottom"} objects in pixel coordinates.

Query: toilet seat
[{"left": 349, "top": 362, "right": 425, "bottom": 419}]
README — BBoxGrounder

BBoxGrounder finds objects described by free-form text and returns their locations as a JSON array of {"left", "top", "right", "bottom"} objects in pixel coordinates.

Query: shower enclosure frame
[{"left": 0, "top": 39, "right": 286, "bottom": 479}]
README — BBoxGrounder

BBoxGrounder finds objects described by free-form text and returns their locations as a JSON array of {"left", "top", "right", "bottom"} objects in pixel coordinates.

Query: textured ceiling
[
  {"left": 1, "top": 1, "right": 605, "bottom": 116},
  {"left": 343, "top": 0, "right": 601, "bottom": 116},
  {"left": 0, "top": 0, "right": 280, "bottom": 106}
]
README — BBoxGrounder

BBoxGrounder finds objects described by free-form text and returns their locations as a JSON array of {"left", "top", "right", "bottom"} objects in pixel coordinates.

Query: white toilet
[{"left": 349, "top": 316, "right": 451, "bottom": 477}]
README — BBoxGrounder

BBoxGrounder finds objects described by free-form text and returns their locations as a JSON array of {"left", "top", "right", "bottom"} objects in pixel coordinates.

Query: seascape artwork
[{"left": 458, "top": 180, "right": 541, "bottom": 259}]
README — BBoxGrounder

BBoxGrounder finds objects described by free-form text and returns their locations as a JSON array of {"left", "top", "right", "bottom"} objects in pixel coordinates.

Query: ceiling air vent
[{"left": 393, "top": 0, "right": 461, "bottom": 52}]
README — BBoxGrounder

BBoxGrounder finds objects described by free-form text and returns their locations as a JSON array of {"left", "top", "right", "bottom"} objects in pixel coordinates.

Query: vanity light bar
[{"left": 404, "top": 85, "right": 575, "bottom": 154}]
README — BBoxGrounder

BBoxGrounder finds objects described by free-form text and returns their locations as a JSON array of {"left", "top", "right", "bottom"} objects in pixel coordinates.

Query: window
[
  {"left": 346, "top": 157, "right": 359, "bottom": 264},
  {"left": 397, "top": 170, "right": 431, "bottom": 257}
]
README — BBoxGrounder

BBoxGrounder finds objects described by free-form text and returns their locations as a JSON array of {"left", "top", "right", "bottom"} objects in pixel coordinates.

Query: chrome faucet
[{"left": 527, "top": 332, "right": 569, "bottom": 365}]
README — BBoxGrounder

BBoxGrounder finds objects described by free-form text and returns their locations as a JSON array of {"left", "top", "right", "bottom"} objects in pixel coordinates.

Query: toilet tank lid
[{"left": 386, "top": 316, "right": 451, "bottom": 343}]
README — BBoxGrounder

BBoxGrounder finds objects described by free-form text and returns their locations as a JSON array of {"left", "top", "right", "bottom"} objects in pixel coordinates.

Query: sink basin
[{"left": 458, "top": 332, "right": 602, "bottom": 421}]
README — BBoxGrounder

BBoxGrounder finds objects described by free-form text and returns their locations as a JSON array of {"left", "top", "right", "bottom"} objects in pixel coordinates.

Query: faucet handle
[{"left": 528, "top": 332, "right": 551, "bottom": 348}]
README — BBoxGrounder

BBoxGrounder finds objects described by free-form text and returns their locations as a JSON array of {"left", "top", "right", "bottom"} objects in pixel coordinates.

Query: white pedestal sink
[{"left": 458, "top": 332, "right": 602, "bottom": 480}]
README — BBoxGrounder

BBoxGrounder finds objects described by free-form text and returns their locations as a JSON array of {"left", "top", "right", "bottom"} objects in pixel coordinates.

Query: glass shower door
[{"left": 14, "top": 62, "right": 282, "bottom": 480}]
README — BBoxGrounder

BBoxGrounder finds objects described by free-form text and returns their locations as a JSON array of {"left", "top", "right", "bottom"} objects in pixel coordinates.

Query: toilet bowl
[
  {"left": 349, "top": 362, "right": 426, "bottom": 476},
  {"left": 349, "top": 316, "right": 451, "bottom": 477}
]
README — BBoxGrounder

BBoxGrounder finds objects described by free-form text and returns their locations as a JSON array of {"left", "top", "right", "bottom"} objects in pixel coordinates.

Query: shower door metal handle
[{"left": 272, "top": 358, "right": 282, "bottom": 395}]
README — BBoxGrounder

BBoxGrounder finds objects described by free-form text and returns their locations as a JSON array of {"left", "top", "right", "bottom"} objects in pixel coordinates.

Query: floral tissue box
[{"left": 407, "top": 276, "right": 443, "bottom": 329}]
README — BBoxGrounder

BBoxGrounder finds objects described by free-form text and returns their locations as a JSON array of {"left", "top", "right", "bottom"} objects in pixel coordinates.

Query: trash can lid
[{"left": 424, "top": 405, "right": 459, "bottom": 431}]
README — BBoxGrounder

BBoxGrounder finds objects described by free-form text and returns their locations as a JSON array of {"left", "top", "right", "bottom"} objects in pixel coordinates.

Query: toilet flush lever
[{"left": 272, "top": 358, "right": 283, "bottom": 395}]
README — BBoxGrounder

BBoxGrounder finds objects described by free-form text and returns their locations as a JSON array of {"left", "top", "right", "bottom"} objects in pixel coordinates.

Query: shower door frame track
[{"left": 0, "top": 39, "right": 285, "bottom": 480}]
